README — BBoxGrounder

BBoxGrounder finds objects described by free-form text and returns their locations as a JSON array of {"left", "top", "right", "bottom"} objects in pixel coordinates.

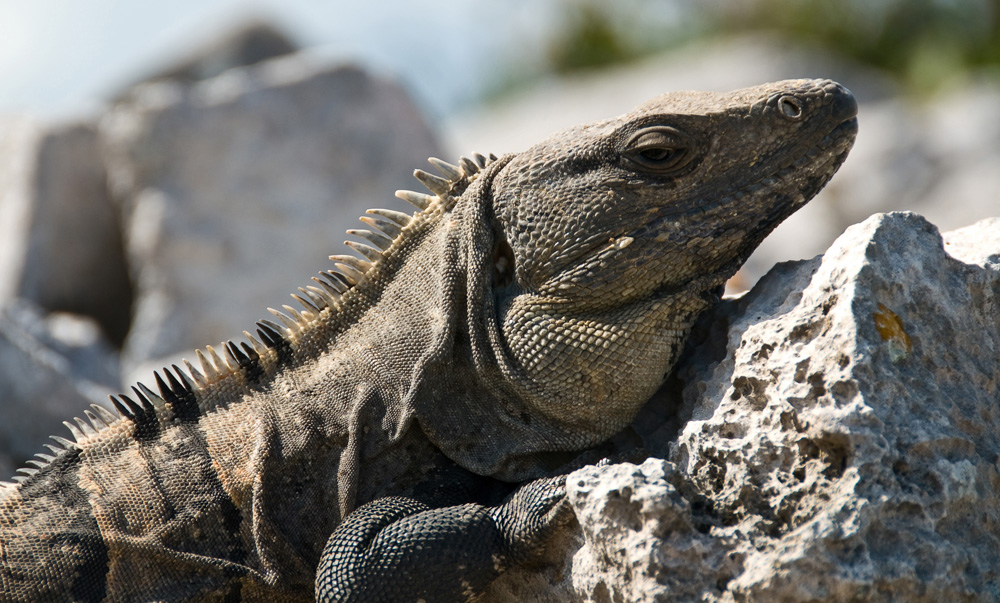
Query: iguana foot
[{"left": 315, "top": 475, "right": 570, "bottom": 603}]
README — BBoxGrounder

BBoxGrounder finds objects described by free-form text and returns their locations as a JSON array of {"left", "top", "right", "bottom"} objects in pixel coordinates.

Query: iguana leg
[{"left": 315, "top": 475, "right": 569, "bottom": 603}]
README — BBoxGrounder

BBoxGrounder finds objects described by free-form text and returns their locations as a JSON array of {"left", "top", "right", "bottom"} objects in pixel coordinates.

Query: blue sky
[{"left": 0, "top": 0, "right": 561, "bottom": 119}]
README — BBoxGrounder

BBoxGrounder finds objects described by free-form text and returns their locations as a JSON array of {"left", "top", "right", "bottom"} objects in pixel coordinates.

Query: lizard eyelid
[{"left": 622, "top": 127, "right": 693, "bottom": 173}]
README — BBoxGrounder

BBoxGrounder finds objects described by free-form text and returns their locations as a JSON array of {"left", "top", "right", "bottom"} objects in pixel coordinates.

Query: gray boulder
[
  {"left": 110, "top": 18, "right": 297, "bottom": 93},
  {"left": 0, "top": 118, "right": 39, "bottom": 303},
  {"left": 0, "top": 118, "right": 131, "bottom": 344},
  {"left": 485, "top": 212, "right": 1000, "bottom": 601},
  {"left": 101, "top": 54, "right": 444, "bottom": 382},
  {"left": 0, "top": 300, "right": 120, "bottom": 480},
  {"left": 0, "top": 21, "right": 304, "bottom": 351}
]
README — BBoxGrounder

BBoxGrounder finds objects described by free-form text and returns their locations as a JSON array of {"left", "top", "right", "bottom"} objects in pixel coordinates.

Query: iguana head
[
  {"left": 427, "top": 79, "right": 857, "bottom": 477},
  {"left": 491, "top": 79, "right": 857, "bottom": 300}
]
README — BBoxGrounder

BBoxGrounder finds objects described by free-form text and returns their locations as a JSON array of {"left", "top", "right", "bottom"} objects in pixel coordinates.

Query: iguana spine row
[{"left": 1, "top": 152, "right": 499, "bottom": 491}]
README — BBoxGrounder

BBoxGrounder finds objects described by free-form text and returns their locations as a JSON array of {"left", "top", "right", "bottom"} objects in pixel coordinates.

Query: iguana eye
[
  {"left": 639, "top": 147, "right": 676, "bottom": 162},
  {"left": 623, "top": 127, "right": 692, "bottom": 173}
]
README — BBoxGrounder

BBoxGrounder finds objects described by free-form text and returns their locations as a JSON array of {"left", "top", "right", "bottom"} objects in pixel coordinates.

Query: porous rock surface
[{"left": 485, "top": 212, "right": 1000, "bottom": 602}]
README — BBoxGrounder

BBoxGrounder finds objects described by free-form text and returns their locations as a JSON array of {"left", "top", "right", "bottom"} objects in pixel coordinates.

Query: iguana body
[{"left": 0, "top": 79, "right": 857, "bottom": 602}]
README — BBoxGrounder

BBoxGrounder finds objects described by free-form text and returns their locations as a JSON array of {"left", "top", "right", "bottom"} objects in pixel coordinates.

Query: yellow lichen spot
[{"left": 873, "top": 303, "right": 911, "bottom": 362}]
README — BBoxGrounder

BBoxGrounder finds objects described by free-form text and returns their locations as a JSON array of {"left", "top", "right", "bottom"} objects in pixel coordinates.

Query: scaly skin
[{"left": 0, "top": 79, "right": 856, "bottom": 602}]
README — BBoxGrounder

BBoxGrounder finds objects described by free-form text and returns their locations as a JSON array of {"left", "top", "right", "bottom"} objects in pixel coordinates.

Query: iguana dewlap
[{"left": 0, "top": 79, "right": 857, "bottom": 602}]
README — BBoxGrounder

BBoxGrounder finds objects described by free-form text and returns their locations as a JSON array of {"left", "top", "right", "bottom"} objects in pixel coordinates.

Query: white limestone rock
[
  {"left": 669, "top": 211, "right": 1000, "bottom": 600},
  {"left": 568, "top": 458, "right": 738, "bottom": 601}
]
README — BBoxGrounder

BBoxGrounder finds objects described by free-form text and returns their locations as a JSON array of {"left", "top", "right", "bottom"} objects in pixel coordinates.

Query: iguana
[{"left": 0, "top": 79, "right": 857, "bottom": 602}]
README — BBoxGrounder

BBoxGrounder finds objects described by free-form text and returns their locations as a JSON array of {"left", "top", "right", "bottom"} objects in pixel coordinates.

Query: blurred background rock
[{"left": 0, "top": 0, "right": 997, "bottom": 477}]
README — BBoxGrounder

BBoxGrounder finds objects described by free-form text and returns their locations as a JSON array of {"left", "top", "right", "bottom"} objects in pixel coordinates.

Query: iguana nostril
[{"left": 778, "top": 95, "right": 805, "bottom": 120}]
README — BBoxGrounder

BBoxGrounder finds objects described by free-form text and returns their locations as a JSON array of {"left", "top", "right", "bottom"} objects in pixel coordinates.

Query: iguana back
[{"left": 0, "top": 79, "right": 857, "bottom": 602}]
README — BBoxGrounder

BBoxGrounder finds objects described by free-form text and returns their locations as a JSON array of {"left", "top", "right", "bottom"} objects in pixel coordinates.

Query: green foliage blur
[
  {"left": 544, "top": 1, "right": 699, "bottom": 73},
  {"left": 546, "top": 3, "right": 649, "bottom": 72},
  {"left": 546, "top": 0, "right": 1000, "bottom": 95}
]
